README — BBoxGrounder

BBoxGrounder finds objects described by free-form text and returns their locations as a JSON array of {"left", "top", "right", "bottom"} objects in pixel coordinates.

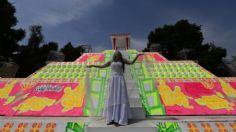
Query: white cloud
[
  {"left": 130, "top": 38, "right": 147, "bottom": 51},
  {"left": 11, "top": 0, "right": 108, "bottom": 28},
  {"left": 93, "top": 45, "right": 107, "bottom": 53},
  {"left": 159, "top": 9, "right": 236, "bottom": 57}
]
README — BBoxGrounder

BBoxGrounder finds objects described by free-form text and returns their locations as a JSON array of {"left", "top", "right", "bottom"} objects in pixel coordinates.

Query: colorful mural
[
  {"left": 133, "top": 76, "right": 236, "bottom": 115},
  {"left": 127, "top": 50, "right": 236, "bottom": 116},
  {"left": 1, "top": 49, "right": 236, "bottom": 117},
  {"left": 156, "top": 79, "right": 236, "bottom": 115},
  {"left": 0, "top": 79, "right": 86, "bottom": 116},
  {"left": 0, "top": 51, "right": 111, "bottom": 116}
]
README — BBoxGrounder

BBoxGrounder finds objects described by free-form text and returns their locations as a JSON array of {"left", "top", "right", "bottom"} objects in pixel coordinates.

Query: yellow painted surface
[
  {"left": 158, "top": 80, "right": 193, "bottom": 109},
  {"left": 0, "top": 80, "right": 17, "bottom": 99},
  {"left": 200, "top": 79, "right": 214, "bottom": 89},
  {"left": 13, "top": 96, "right": 56, "bottom": 113},
  {"left": 195, "top": 95, "right": 234, "bottom": 110},
  {"left": 0, "top": 123, "right": 14, "bottom": 132},
  {"left": 88, "top": 54, "right": 100, "bottom": 62},
  {"left": 30, "top": 123, "right": 42, "bottom": 132},
  {"left": 58, "top": 80, "right": 85, "bottom": 112},
  {"left": 219, "top": 79, "right": 236, "bottom": 98}
]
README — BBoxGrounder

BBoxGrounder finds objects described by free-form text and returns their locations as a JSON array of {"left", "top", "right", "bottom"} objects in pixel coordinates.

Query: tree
[
  {"left": 189, "top": 43, "right": 227, "bottom": 76},
  {"left": 61, "top": 42, "right": 84, "bottom": 61},
  {"left": 46, "top": 41, "right": 58, "bottom": 51},
  {"left": 147, "top": 19, "right": 228, "bottom": 76},
  {"left": 15, "top": 25, "right": 57, "bottom": 77},
  {"left": 148, "top": 20, "right": 203, "bottom": 59},
  {"left": 28, "top": 25, "right": 43, "bottom": 52},
  {"left": 0, "top": 0, "right": 25, "bottom": 58},
  {"left": 15, "top": 41, "right": 59, "bottom": 77}
]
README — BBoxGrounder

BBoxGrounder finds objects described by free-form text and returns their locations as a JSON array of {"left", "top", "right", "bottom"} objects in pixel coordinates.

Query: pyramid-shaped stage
[{"left": 1, "top": 49, "right": 236, "bottom": 131}]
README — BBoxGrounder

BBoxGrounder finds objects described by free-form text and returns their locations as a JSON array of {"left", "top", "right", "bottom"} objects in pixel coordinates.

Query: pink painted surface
[
  {"left": 76, "top": 53, "right": 104, "bottom": 62},
  {"left": 15, "top": 82, "right": 85, "bottom": 116},
  {"left": 138, "top": 53, "right": 167, "bottom": 62},
  {"left": 228, "top": 81, "right": 236, "bottom": 90},
  {"left": 0, "top": 80, "right": 32, "bottom": 116},
  {"left": 0, "top": 81, "right": 86, "bottom": 116},
  {"left": 156, "top": 80, "right": 236, "bottom": 115}
]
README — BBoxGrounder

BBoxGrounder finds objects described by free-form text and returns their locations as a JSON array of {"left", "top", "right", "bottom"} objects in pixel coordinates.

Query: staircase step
[
  {"left": 122, "top": 53, "right": 146, "bottom": 119},
  {"left": 129, "top": 98, "right": 146, "bottom": 119},
  {"left": 87, "top": 118, "right": 156, "bottom": 132}
]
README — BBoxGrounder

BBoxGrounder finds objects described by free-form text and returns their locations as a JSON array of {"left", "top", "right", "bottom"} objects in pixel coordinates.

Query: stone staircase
[
  {"left": 87, "top": 50, "right": 148, "bottom": 131},
  {"left": 121, "top": 50, "right": 146, "bottom": 119},
  {"left": 87, "top": 119, "right": 156, "bottom": 132}
]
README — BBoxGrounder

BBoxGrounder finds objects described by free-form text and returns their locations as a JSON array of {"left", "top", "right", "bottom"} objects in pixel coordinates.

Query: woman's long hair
[{"left": 112, "top": 50, "right": 125, "bottom": 72}]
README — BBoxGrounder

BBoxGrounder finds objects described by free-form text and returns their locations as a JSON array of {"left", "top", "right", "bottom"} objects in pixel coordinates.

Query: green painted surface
[
  {"left": 156, "top": 122, "right": 182, "bottom": 132},
  {"left": 66, "top": 122, "right": 87, "bottom": 132}
]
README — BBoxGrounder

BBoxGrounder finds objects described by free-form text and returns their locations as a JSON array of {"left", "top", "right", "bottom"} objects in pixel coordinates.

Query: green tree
[
  {"left": 0, "top": 0, "right": 25, "bottom": 58},
  {"left": 147, "top": 19, "right": 228, "bottom": 76}
]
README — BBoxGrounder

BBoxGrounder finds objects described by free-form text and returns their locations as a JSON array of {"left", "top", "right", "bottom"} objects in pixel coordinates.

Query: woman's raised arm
[
  {"left": 86, "top": 60, "right": 112, "bottom": 68},
  {"left": 123, "top": 53, "right": 144, "bottom": 65}
]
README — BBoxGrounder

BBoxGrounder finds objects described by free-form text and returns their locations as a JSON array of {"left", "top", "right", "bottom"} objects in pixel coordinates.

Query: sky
[{"left": 10, "top": 0, "right": 236, "bottom": 58}]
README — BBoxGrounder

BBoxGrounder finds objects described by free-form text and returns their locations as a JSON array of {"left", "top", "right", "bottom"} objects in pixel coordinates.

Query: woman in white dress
[{"left": 86, "top": 50, "right": 143, "bottom": 126}]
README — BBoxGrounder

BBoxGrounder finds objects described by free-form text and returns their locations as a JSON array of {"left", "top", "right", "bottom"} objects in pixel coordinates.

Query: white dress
[{"left": 102, "top": 61, "right": 133, "bottom": 125}]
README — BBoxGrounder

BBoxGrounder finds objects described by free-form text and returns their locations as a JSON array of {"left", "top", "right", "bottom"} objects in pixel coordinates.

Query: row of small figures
[
  {"left": 134, "top": 72, "right": 211, "bottom": 78},
  {"left": 34, "top": 71, "right": 109, "bottom": 78}
]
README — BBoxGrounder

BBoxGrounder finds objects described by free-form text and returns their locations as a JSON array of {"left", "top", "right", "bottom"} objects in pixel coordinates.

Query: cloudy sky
[{"left": 10, "top": 0, "right": 236, "bottom": 58}]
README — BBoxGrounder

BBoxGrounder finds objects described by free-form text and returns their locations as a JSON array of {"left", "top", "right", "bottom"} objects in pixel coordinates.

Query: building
[{"left": 110, "top": 33, "right": 130, "bottom": 50}]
